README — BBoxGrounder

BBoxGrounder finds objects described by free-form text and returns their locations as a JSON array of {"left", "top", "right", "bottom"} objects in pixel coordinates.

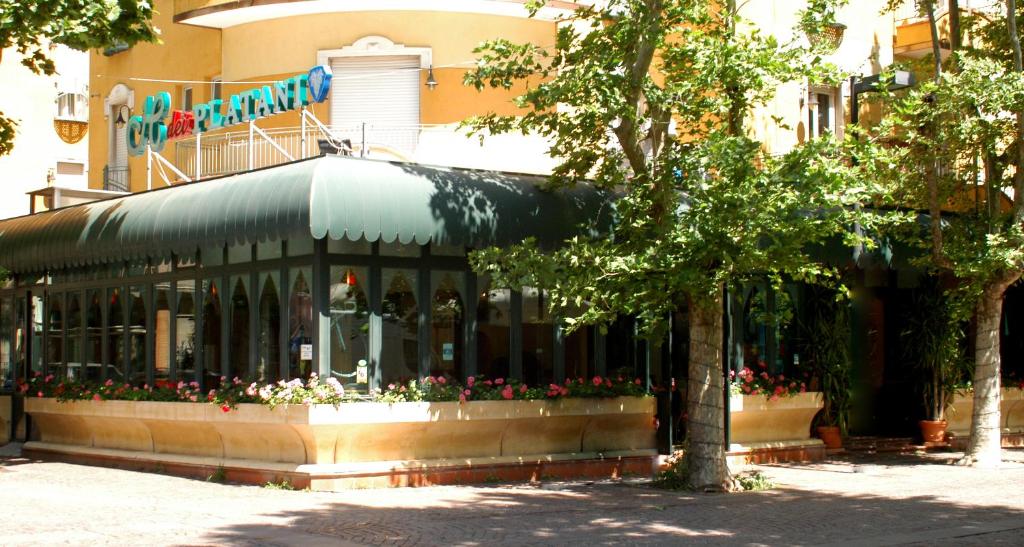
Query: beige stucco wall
[
  {"left": 0, "top": 46, "right": 90, "bottom": 219},
  {"left": 739, "top": 0, "right": 896, "bottom": 155}
]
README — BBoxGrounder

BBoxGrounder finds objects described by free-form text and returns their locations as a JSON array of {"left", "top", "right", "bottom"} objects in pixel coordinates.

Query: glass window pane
[
  {"left": 328, "top": 238, "right": 371, "bottom": 255},
  {"left": 330, "top": 266, "right": 369, "bottom": 391},
  {"left": 565, "top": 326, "right": 594, "bottom": 382},
  {"left": 380, "top": 241, "right": 421, "bottom": 258},
  {"left": 128, "top": 286, "right": 147, "bottom": 385},
  {"left": 154, "top": 286, "right": 171, "bottom": 384},
  {"left": 85, "top": 290, "right": 102, "bottom": 382},
  {"left": 431, "top": 242, "right": 465, "bottom": 257},
  {"left": 522, "top": 286, "right": 553, "bottom": 386},
  {"left": 258, "top": 241, "right": 282, "bottom": 260},
  {"left": 476, "top": 279, "right": 510, "bottom": 381},
  {"left": 382, "top": 268, "right": 418, "bottom": 384},
  {"left": 258, "top": 273, "right": 280, "bottom": 382},
  {"left": 430, "top": 272, "right": 464, "bottom": 379},
  {"left": 202, "top": 279, "right": 222, "bottom": 387},
  {"left": 287, "top": 237, "right": 314, "bottom": 257},
  {"left": 288, "top": 269, "right": 313, "bottom": 379},
  {"left": 177, "top": 253, "right": 197, "bottom": 270},
  {"left": 202, "top": 246, "right": 224, "bottom": 267},
  {"left": 229, "top": 277, "right": 250, "bottom": 381},
  {"left": 107, "top": 288, "right": 125, "bottom": 383},
  {"left": 47, "top": 294, "right": 65, "bottom": 379},
  {"left": 176, "top": 281, "right": 197, "bottom": 383},
  {"left": 0, "top": 297, "right": 10, "bottom": 387},
  {"left": 31, "top": 294, "right": 43, "bottom": 377},
  {"left": 15, "top": 296, "right": 26, "bottom": 382},
  {"left": 66, "top": 294, "right": 81, "bottom": 381},
  {"left": 228, "top": 243, "right": 252, "bottom": 264}
]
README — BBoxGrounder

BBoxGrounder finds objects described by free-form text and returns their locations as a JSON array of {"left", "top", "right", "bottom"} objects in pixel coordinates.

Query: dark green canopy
[{"left": 0, "top": 156, "right": 614, "bottom": 273}]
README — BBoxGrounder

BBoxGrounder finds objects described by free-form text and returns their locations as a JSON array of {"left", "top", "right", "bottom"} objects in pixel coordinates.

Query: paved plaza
[{"left": 1, "top": 444, "right": 1023, "bottom": 546}]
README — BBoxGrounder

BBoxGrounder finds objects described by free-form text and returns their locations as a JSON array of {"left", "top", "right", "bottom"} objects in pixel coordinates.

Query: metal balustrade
[{"left": 171, "top": 123, "right": 426, "bottom": 182}]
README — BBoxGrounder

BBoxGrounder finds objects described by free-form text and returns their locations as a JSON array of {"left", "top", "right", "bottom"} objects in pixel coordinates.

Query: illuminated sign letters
[{"left": 128, "top": 66, "right": 331, "bottom": 156}]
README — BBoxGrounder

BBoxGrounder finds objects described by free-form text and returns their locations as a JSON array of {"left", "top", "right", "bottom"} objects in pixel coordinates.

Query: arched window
[
  {"left": 154, "top": 287, "right": 171, "bottom": 383},
  {"left": 176, "top": 281, "right": 196, "bottom": 382},
  {"left": 107, "top": 288, "right": 125, "bottom": 383},
  {"left": 289, "top": 270, "right": 313, "bottom": 379},
  {"left": 86, "top": 290, "right": 102, "bottom": 382},
  {"left": 382, "top": 268, "right": 418, "bottom": 384},
  {"left": 258, "top": 274, "right": 280, "bottom": 382},
  {"left": 202, "top": 280, "right": 222, "bottom": 387},
  {"left": 47, "top": 295, "right": 64, "bottom": 379},
  {"left": 476, "top": 278, "right": 510, "bottom": 381},
  {"left": 330, "top": 266, "right": 369, "bottom": 390},
  {"left": 230, "top": 278, "right": 250, "bottom": 381},
  {"left": 430, "top": 272, "right": 464, "bottom": 379},
  {"left": 128, "top": 286, "right": 147, "bottom": 385},
  {"left": 66, "top": 294, "right": 81, "bottom": 381}
]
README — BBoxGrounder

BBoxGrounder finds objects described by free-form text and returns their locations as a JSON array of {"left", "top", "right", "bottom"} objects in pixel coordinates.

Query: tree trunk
[
  {"left": 686, "top": 288, "right": 730, "bottom": 490},
  {"left": 963, "top": 282, "right": 1010, "bottom": 466}
]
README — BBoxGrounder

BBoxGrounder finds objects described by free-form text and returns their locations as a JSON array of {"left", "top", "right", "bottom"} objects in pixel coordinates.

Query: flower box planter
[
  {"left": 24, "top": 397, "right": 656, "bottom": 488},
  {"left": 728, "top": 392, "right": 824, "bottom": 461},
  {"left": 947, "top": 388, "right": 1024, "bottom": 437}
]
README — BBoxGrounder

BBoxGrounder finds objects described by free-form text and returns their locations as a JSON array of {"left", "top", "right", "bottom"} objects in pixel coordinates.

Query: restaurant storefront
[{"left": 0, "top": 155, "right": 616, "bottom": 396}]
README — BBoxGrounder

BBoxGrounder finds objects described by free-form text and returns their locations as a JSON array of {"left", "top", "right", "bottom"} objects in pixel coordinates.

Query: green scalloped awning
[{"left": 0, "top": 156, "right": 614, "bottom": 273}]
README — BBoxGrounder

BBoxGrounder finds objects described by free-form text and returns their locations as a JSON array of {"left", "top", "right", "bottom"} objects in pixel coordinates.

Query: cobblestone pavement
[{"left": 1, "top": 444, "right": 1023, "bottom": 546}]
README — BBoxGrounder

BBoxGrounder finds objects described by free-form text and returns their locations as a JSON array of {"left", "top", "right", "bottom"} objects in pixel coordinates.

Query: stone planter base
[
  {"left": 0, "top": 395, "right": 10, "bottom": 445},
  {"left": 24, "top": 397, "right": 656, "bottom": 489},
  {"left": 947, "top": 388, "right": 1024, "bottom": 437},
  {"left": 726, "top": 392, "right": 825, "bottom": 463},
  {"left": 25, "top": 442, "right": 657, "bottom": 490},
  {"left": 726, "top": 439, "right": 826, "bottom": 466}
]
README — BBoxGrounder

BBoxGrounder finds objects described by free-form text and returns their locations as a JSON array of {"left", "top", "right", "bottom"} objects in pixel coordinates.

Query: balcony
[
  {"left": 103, "top": 165, "right": 130, "bottom": 192},
  {"left": 164, "top": 123, "right": 557, "bottom": 185}
]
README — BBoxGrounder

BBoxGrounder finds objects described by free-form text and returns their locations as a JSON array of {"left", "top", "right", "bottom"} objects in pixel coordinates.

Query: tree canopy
[{"left": 464, "top": 0, "right": 875, "bottom": 488}]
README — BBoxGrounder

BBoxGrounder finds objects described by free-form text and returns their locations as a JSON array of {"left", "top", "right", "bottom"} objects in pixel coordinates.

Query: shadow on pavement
[{"left": 199, "top": 461, "right": 1024, "bottom": 546}]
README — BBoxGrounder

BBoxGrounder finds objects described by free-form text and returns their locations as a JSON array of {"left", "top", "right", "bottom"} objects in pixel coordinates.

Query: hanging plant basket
[
  {"left": 806, "top": 22, "right": 847, "bottom": 54},
  {"left": 54, "top": 119, "right": 88, "bottom": 144}
]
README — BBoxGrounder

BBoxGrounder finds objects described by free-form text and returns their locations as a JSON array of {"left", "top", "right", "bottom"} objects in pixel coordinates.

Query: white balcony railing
[{"left": 166, "top": 123, "right": 558, "bottom": 184}]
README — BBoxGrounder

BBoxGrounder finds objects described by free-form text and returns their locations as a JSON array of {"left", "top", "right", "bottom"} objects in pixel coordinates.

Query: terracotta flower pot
[
  {"left": 817, "top": 425, "right": 842, "bottom": 449},
  {"left": 919, "top": 420, "right": 948, "bottom": 443}
]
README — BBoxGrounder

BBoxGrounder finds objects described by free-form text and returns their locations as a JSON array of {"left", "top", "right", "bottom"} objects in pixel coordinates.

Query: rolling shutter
[{"left": 329, "top": 55, "right": 421, "bottom": 155}]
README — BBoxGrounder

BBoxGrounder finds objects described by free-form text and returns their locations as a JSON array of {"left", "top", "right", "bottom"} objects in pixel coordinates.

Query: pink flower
[
  {"left": 592, "top": 376, "right": 603, "bottom": 387},
  {"left": 744, "top": 375, "right": 753, "bottom": 384},
  {"left": 44, "top": 374, "right": 54, "bottom": 383},
  {"left": 484, "top": 380, "right": 493, "bottom": 386},
  {"left": 760, "top": 372, "right": 769, "bottom": 380},
  {"left": 92, "top": 394, "right": 101, "bottom": 401},
  {"left": 495, "top": 378, "right": 504, "bottom": 385},
  {"left": 459, "top": 393, "right": 467, "bottom": 403},
  {"left": 501, "top": 385, "right": 514, "bottom": 400},
  {"left": 559, "top": 387, "right": 569, "bottom": 396},
  {"left": 463, "top": 389, "right": 471, "bottom": 396},
  {"left": 466, "top": 376, "right": 475, "bottom": 388},
  {"left": 605, "top": 379, "right": 612, "bottom": 387},
  {"left": 36, "top": 391, "right": 43, "bottom": 398},
  {"left": 778, "top": 374, "right": 785, "bottom": 381},
  {"left": 519, "top": 384, "right": 528, "bottom": 394},
  {"left": 769, "top": 395, "right": 779, "bottom": 402},
  {"left": 189, "top": 395, "right": 198, "bottom": 402},
  {"left": 438, "top": 376, "right": 447, "bottom": 385},
  {"left": 742, "top": 384, "right": 751, "bottom": 393},
  {"left": 427, "top": 376, "right": 437, "bottom": 384},
  {"left": 104, "top": 379, "right": 114, "bottom": 387}
]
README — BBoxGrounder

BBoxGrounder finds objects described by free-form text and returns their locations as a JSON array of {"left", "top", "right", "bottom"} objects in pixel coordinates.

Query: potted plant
[
  {"left": 901, "top": 283, "right": 968, "bottom": 443},
  {"left": 802, "top": 287, "right": 852, "bottom": 449}
]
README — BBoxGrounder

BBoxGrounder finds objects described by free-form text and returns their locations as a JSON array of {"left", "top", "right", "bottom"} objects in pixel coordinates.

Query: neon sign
[{"left": 127, "top": 65, "right": 332, "bottom": 156}]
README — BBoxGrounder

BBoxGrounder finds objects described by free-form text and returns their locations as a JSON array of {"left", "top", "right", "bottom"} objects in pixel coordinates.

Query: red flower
[
  {"left": 92, "top": 394, "right": 101, "bottom": 401},
  {"left": 220, "top": 405, "right": 231, "bottom": 413},
  {"left": 495, "top": 378, "right": 505, "bottom": 385},
  {"left": 36, "top": 391, "right": 43, "bottom": 398},
  {"left": 634, "top": 378, "right": 642, "bottom": 385},
  {"left": 519, "top": 384, "right": 528, "bottom": 394},
  {"left": 501, "top": 385, "right": 514, "bottom": 400},
  {"left": 592, "top": 376, "right": 603, "bottom": 387}
]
